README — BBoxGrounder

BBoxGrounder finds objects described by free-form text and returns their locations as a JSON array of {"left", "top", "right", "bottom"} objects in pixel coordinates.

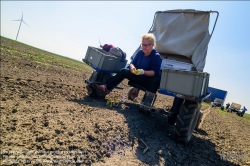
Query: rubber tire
[
  {"left": 167, "top": 97, "right": 184, "bottom": 125},
  {"left": 128, "top": 88, "right": 139, "bottom": 101},
  {"left": 138, "top": 108, "right": 151, "bottom": 116},
  {"left": 174, "top": 100, "right": 200, "bottom": 144},
  {"left": 86, "top": 84, "right": 105, "bottom": 99},
  {"left": 101, "top": 74, "right": 110, "bottom": 83},
  {"left": 86, "top": 85, "right": 97, "bottom": 98},
  {"left": 168, "top": 112, "right": 178, "bottom": 125},
  {"left": 195, "top": 111, "right": 203, "bottom": 130}
]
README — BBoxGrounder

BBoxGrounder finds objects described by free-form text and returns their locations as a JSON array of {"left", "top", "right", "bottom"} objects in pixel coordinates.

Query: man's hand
[{"left": 133, "top": 69, "right": 144, "bottom": 75}]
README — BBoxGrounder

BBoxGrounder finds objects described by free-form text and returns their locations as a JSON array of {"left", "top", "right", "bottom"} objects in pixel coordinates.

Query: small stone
[
  {"left": 106, "top": 153, "right": 111, "bottom": 158},
  {"left": 157, "top": 150, "right": 163, "bottom": 156},
  {"left": 44, "top": 121, "right": 49, "bottom": 127},
  {"left": 12, "top": 109, "right": 17, "bottom": 113},
  {"left": 55, "top": 130, "right": 61, "bottom": 134}
]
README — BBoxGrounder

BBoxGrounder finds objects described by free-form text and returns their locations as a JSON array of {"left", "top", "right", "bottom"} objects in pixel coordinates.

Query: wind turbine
[{"left": 13, "top": 12, "right": 28, "bottom": 40}]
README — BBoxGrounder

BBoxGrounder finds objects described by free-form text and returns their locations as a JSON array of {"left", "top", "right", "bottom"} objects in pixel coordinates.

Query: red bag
[{"left": 101, "top": 44, "right": 114, "bottom": 52}]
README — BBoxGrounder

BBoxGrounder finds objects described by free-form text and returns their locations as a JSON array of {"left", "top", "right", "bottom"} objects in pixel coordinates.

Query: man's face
[{"left": 141, "top": 39, "right": 153, "bottom": 56}]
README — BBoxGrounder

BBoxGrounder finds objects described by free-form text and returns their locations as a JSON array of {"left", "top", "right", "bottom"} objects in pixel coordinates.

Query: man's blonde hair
[{"left": 141, "top": 33, "right": 156, "bottom": 48}]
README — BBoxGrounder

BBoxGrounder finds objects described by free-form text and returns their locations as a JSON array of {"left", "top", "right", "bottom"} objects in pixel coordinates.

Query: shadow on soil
[{"left": 70, "top": 98, "right": 237, "bottom": 166}]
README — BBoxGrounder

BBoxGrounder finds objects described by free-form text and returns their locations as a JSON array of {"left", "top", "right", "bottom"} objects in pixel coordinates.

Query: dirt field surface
[{"left": 1, "top": 37, "right": 250, "bottom": 166}]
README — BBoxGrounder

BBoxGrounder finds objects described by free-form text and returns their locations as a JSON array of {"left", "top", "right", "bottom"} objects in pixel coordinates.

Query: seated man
[{"left": 95, "top": 33, "right": 162, "bottom": 95}]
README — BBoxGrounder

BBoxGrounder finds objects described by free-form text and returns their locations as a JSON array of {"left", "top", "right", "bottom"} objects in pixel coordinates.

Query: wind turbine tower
[{"left": 13, "top": 12, "right": 28, "bottom": 40}]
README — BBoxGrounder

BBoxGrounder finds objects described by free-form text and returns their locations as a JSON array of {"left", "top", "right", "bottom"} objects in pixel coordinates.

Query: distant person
[
  {"left": 226, "top": 102, "right": 230, "bottom": 110},
  {"left": 239, "top": 106, "right": 247, "bottom": 117},
  {"left": 94, "top": 33, "right": 162, "bottom": 95}
]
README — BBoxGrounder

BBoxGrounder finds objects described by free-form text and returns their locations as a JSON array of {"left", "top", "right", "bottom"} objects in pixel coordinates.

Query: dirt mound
[{"left": 1, "top": 37, "right": 249, "bottom": 165}]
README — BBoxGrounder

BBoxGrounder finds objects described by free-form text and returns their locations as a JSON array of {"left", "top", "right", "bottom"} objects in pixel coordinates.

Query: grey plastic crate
[
  {"left": 84, "top": 46, "right": 127, "bottom": 72},
  {"left": 160, "top": 69, "right": 209, "bottom": 98}
]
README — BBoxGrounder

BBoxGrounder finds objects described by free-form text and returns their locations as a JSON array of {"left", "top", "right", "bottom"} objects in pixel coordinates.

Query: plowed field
[{"left": 1, "top": 37, "right": 250, "bottom": 166}]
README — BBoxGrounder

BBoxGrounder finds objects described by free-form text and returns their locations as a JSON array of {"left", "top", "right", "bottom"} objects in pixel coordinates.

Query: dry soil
[{"left": 1, "top": 37, "right": 250, "bottom": 166}]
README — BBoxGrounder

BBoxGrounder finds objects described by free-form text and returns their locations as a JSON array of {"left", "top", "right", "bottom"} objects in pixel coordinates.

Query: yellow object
[{"left": 133, "top": 69, "right": 141, "bottom": 75}]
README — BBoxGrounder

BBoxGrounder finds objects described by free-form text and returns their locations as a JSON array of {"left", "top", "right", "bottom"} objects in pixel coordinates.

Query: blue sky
[{"left": 1, "top": 1, "right": 250, "bottom": 111}]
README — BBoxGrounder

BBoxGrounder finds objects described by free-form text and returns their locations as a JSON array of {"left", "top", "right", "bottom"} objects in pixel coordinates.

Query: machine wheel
[
  {"left": 168, "top": 112, "right": 178, "bottom": 125},
  {"left": 128, "top": 88, "right": 139, "bottom": 101},
  {"left": 138, "top": 108, "right": 151, "bottom": 116},
  {"left": 86, "top": 84, "right": 106, "bottom": 99},
  {"left": 195, "top": 111, "right": 203, "bottom": 130},
  {"left": 86, "top": 85, "right": 97, "bottom": 98},
  {"left": 174, "top": 100, "right": 200, "bottom": 144},
  {"left": 101, "top": 74, "right": 110, "bottom": 83}
]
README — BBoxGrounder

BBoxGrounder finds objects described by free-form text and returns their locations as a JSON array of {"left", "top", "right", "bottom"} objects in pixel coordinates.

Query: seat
[{"left": 128, "top": 80, "right": 147, "bottom": 91}]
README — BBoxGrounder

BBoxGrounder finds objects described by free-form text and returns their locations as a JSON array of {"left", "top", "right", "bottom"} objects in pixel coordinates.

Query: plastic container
[
  {"left": 160, "top": 59, "right": 194, "bottom": 71},
  {"left": 84, "top": 46, "right": 127, "bottom": 72},
  {"left": 160, "top": 69, "right": 209, "bottom": 98}
]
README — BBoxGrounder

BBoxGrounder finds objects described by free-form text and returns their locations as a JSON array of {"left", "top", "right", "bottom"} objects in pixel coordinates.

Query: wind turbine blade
[
  {"left": 23, "top": 20, "right": 29, "bottom": 27},
  {"left": 12, "top": 19, "right": 21, "bottom": 21}
]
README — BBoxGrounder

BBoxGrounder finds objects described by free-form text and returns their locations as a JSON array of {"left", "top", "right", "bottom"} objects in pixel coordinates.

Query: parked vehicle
[
  {"left": 82, "top": 9, "right": 219, "bottom": 144},
  {"left": 228, "top": 102, "right": 241, "bottom": 113},
  {"left": 211, "top": 98, "right": 223, "bottom": 107},
  {"left": 207, "top": 87, "right": 227, "bottom": 105},
  {"left": 211, "top": 98, "right": 225, "bottom": 110}
]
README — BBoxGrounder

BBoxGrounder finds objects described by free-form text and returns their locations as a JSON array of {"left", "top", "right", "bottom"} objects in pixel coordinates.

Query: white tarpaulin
[{"left": 149, "top": 10, "right": 213, "bottom": 71}]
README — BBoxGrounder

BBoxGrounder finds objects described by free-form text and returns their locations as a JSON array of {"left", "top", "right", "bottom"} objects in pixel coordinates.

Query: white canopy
[{"left": 149, "top": 10, "right": 218, "bottom": 71}]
